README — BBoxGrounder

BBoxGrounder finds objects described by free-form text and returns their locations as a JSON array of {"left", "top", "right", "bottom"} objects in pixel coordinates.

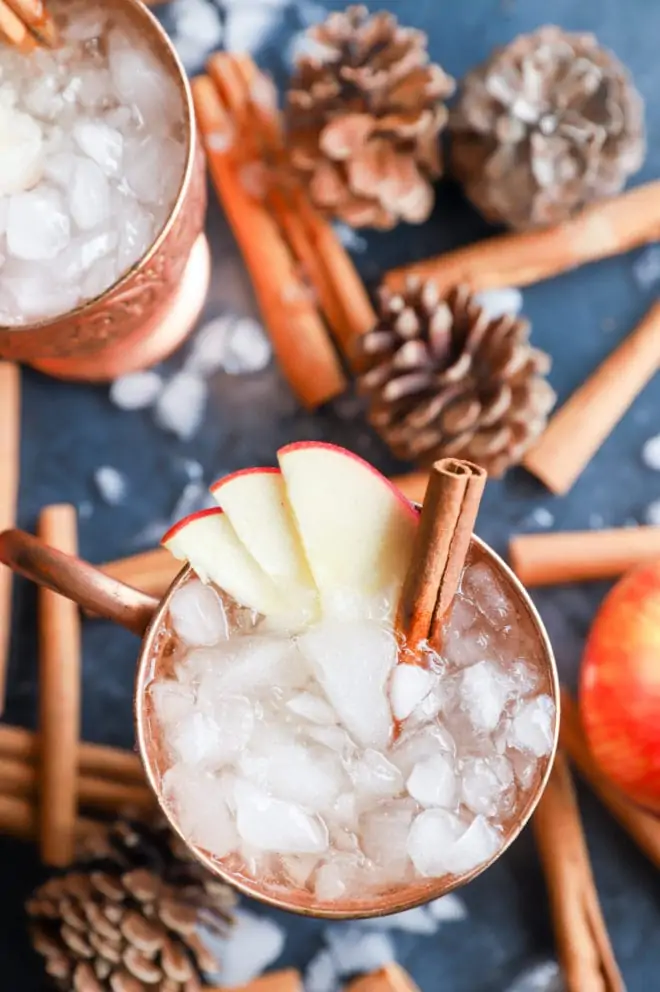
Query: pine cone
[
  {"left": 27, "top": 819, "right": 235, "bottom": 992},
  {"left": 355, "top": 280, "right": 556, "bottom": 477},
  {"left": 285, "top": 5, "right": 455, "bottom": 229},
  {"left": 451, "top": 26, "right": 645, "bottom": 230}
]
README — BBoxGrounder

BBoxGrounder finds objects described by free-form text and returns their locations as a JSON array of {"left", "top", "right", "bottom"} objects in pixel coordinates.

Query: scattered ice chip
[
  {"left": 154, "top": 371, "right": 208, "bottom": 441},
  {"left": 223, "top": 0, "right": 288, "bottom": 53},
  {"left": 633, "top": 245, "right": 660, "bottom": 289},
  {"left": 642, "top": 433, "right": 660, "bottom": 471},
  {"left": 391, "top": 723, "right": 455, "bottom": 779},
  {"left": 474, "top": 286, "right": 523, "bottom": 320},
  {"left": 389, "top": 664, "right": 434, "bottom": 721},
  {"left": 169, "top": 580, "right": 228, "bottom": 646},
  {"left": 506, "top": 960, "right": 563, "bottom": 992},
  {"left": 358, "top": 905, "right": 438, "bottom": 935},
  {"left": 461, "top": 755, "right": 514, "bottom": 816},
  {"left": 407, "top": 809, "right": 499, "bottom": 877},
  {"left": 185, "top": 314, "right": 237, "bottom": 377},
  {"left": 459, "top": 660, "right": 510, "bottom": 733},
  {"left": 223, "top": 316, "right": 272, "bottom": 375},
  {"left": 509, "top": 695, "right": 556, "bottom": 757},
  {"left": 7, "top": 188, "right": 70, "bottom": 261},
  {"left": 233, "top": 778, "right": 329, "bottom": 854},
  {"left": 298, "top": 620, "right": 396, "bottom": 750},
  {"left": 645, "top": 499, "right": 660, "bottom": 526},
  {"left": 324, "top": 927, "right": 395, "bottom": 978},
  {"left": 407, "top": 752, "right": 457, "bottom": 808},
  {"left": 162, "top": 763, "right": 237, "bottom": 857},
  {"left": 286, "top": 690, "right": 337, "bottom": 725},
  {"left": 93, "top": 465, "right": 127, "bottom": 505},
  {"left": 206, "top": 909, "right": 286, "bottom": 988},
  {"left": 73, "top": 119, "right": 123, "bottom": 175},
  {"left": 170, "top": 0, "right": 224, "bottom": 73},
  {"left": 332, "top": 220, "right": 368, "bottom": 253},
  {"left": 110, "top": 370, "right": 163, "bottom": 410},
  {"left": 529, "top": 506, "right": 554, "bottom": 529},
  {"left": 462, "top": 562, "right": 514, "bottom": 625},
  {"left": 350, "top": 748, "right": 404, "bottom": 800},
  {"left": 305, "top": 948, "right": 340, "bottom": 992},
  {"left": 427, "top": 893, "right": 468, "bottom": 921}
]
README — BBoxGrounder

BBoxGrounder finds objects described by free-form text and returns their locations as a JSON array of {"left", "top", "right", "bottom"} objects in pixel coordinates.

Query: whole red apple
[{"left": 580, "top": 560, "right": 660, "bottom": 813}]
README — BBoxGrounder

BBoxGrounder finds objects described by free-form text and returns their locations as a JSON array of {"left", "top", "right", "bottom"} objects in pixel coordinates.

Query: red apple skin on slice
[
  {"left": 277, "top": 442, "right": 418, "bottom": 613},
  {"left": 581, "top": 561, "right": 660, "bottom": 813},
  {"left": 210, "top": 468, "right": 317, "bottom": 608},
  {"left": 162, "top": 508, "right": 286, "bottom": 616}
]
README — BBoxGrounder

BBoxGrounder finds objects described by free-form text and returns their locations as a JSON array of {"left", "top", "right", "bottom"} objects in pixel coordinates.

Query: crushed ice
[
  {"left": 645, "top": 499, "right": 660, "bottom": 526},
  {"left": 527, "top": 506, "right": 554, "bottom": 530},
  {"left": 642, "top": 433, "right": 660, "bottom": 471},
  {"left": 200, "top": 908, "right": 285, "bottom": 987},
  {"left": 506, "top": 960, "right": 564, "bottom": 992},
  {"left": 109, "top": 370, "right": 163, "bottom": 411},
  {"left": 474, "top": 287, "right": 524, "bottom": 320},
  {"left": 170, "top": 0, "right": 223, "bottom": 73},
  {"left": 93, "top": 465, "right": 127, "bottom": 505},
  {"left": 223, "top": 0, "right": 289, "bottom": 54},
  {"left": 154, "top": 371, "right": 208, "bottom": 441}
]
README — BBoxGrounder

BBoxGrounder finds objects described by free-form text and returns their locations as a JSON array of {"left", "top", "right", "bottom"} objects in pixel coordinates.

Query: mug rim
[{"left": 134, "top": 530, "right": 559, "bottom": 919}]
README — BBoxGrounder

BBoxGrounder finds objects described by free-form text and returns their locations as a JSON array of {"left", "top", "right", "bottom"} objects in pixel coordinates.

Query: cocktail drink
[{"left": 144, "top": 443, "right": 557, "bottom": 914}]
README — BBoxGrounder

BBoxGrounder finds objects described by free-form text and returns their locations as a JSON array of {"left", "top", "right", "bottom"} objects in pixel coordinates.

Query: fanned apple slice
[
  {"left": 162, "top": 508, "right": 286, "bottom": 616},
  {"left": 210, "top": 468, "right": 317, "bottom": 608},
  {"left": 277, "top": 442, "right": 418, "bottom": 613}
]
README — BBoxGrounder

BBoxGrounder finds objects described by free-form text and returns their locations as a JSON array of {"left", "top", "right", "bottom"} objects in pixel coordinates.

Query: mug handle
[{"left": 0, "top": 529, "right": 160, "bottom": 637}]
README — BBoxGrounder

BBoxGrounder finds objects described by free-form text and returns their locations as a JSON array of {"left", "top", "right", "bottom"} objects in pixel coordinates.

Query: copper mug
[
  {"left": 0, "top": 0, "right": 210, "bottom": 382},
  {"left": 0, "top": 524, "right": 559, "bottom": 920}
]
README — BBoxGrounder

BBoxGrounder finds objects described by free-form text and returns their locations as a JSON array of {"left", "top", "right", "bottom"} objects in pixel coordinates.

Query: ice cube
[
  {"left": 77, "top": 68, "right": 114, "bottom": 110},
  {"left": 107, "top": 28, "right": 181, "bottom": 129},
  {"left": 474, "top": 286, "right": 523, "bottom": 320},
  {"left": 162, "top": 763, "right": 237, "bottom": 857},
  {"left": 110, "top": 370, "right": 163, "bottom": 410},
  {"left": 349, "top": 748, "right": 404, "bottom": 801},
  {"left": 233, "top": 778, "right": 329, "bottom": 854},
  {"left": 459, "top": 660, "right": 511, "bottom": 733},
  {"left": 206, "top": 909, "right": 285, "bottom": 988},
  {"left": 510, "top": 748, "right": 538, "bottom": 790},
  {"left": 305, "top": 948, "right": 340, "bottom": 992},
  {"left": 427, "top": 893, "right": 468, "bottom": 921},
  {"left": 63, "top": 5, "right": 107, "bottom": 41},
  {"left": 391, "top": 723, "right": 455, "bottom": 779},
  {"left": 442, "top": 595, "right": 491, "bottom": 668},
  {"left": 116, "top": 197, "right": 154, "bottom": 270},
  {"left": 185, "top": 314, "right": 236, "bottom": 377},
  {"left": 223, "top": 316, "right": 272, "bottom": 375},
  {"left": 149, "top": 679, "right": 194, "bottom": 728},
  {"left": 124, "top": 135, "right": 185, "bottom": 206},
  {"left": 324, "top": 927, "right": 395, "bottom": 977},
  {"left": 306, "top": 724, "right": 355, "bottom": 756},
  {"left": 24, "top": 74, "right": 64, "bottom": 120},
  {"left": 169, "top": 710, "right": 228, "bottom": 767},
  {"left": 358, "top": 905, "right": 438, "bottom": 934},
  {"left": 506, "top": 960, "right": 563, "bottom": 992},
  {"left": 6, "top": 188, "right": 70, "bottom": 260},
  {"left": 360, "top": 800, "right": 415, "bottom": 876},
  {"left": 315, "top": 854, "right": 364, "bottom": 901},
  {"left": 406, "top": 809, "right": 464, "bottom": 876},
  {"left": 298, "top": 620, "right": 396, "bottom": 750},
  {"left": 154, "top": 371, "right": 208, "bottom": 441},
  {"left": 44, "top": 151, "right": 77, "bottom": 187},
  {"left": 0, "top": 97, "right": 44, "bottom": 195},
  {"left": 460, "top": 755, "right": 514, "bottom": 816},
  {"left": 206, "top": 636, "right": 309, "bottom": 695},
  {"left": 73, "top": 119, "right": 123, "bottom": 175},
  {"left": 509, "top": 695, "right": 556, "bottom": 757},
  {"left": 93, "top": 465, "right": 127, "bottom": 505},
  {"left": 59, "top": 232, "right": 117, "bottom": 282},
  {"left": 450, "top": 815, "right": 501, "bottom": 875},
  {"left": 68, "top": 157, "right": 111, "bottom": 230},
  {"left": 407, "top": 752, "right": 457, "bottom": 808},
  {"left": 281, "top": 852, "right": 319, "bottom": 888},
  {"left": 194, "top": 693, "right": 255, "bottom": 758},
  {"left": 169, "top": 579, "right": 229, "bottom": 646},
  {"left": 462, "top": 561, "right": 514, "bottom": 625},
  {"left": 331, "top": 792, "right": 358, "bottom": 828},
  {"left": 239, "top": 740, "right": 345, "bottom": 810},
  {"left": 286, "top": 690, "right": 337, "bottom": 725},
  {"left": 389, "top": 664, "right": 434, "bottom": 721}
]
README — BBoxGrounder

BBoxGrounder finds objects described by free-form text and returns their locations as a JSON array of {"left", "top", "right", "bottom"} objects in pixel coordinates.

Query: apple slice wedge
[
  {"left": 277, "top": 442, "right": 418, "bottom": 613},
  {"left": 210, "top": 468, "right": 317, "bottom": 609},
  {"left": 162, "top": 508, "right": 286, "bottom": 616}
]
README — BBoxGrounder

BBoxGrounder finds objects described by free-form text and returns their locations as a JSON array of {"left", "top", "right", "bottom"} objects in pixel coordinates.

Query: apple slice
[
  {"left": 277, "top": 442, "right": 418, "bottom": 612},
  {"left": 162, "top": 508, "right": 286, "bottom": 616},
  {"left": 210, "top": 468, "right": 317, "bottom": 606}
]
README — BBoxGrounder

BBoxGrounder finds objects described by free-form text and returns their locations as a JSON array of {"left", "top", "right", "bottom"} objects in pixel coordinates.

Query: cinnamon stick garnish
[
  {"left": 533, "top": 751, "right": 624, "bottom": 992},
  {"left": 38, "top": 504, "right": 81, "bottom": 867},
  {"left": 346, "top": 964, "right": 421, "bottom": 992},
  {"left": 560, "top": 689, "right": 660, "bottom": 869},
  {"left": 523, "top": 301, "right": 660, "bottom": 493},
  {"left": 396, "top": 458, "right": 486, "bottom": 651},
  {"left": 211, "top": 970, "right": 303, "bottom": 992},
  {"left": 0, "top": 722, "right": 144, "bottom": 784},
  {"left": 385, "top": 180, "right": 660, "bottom": 295},
  {"left": 192, "top": 74, "right": 346, "bottom": 410},
  {"left": 0, "top": 793, "right": 97, "bottom": 845},
  {"left": 510, "top": 526, "right": 660, "bottom": 587},
  {"left": 0, "top": 362, "right": 20, "bottom": 714}
]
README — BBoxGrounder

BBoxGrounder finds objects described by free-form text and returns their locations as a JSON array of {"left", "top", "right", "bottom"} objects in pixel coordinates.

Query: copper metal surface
[
  {"left": 0, "top": 516, "right": 559, "bottom": 920},
  {"left": 0, "top": 0, "right": 207, "bottom": 380}
]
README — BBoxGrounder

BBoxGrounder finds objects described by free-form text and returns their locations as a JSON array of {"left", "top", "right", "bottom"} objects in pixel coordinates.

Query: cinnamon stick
[
  {"left": 532, "top": 752, "right": 624, "bottom": 992},
  {"left": 0, "top": 723, "right": 144, "bottom": 785},
  {"left": 218, "top": 53, "right": 376, "bottom": 356},
  {"left": 0, "top": 793, "right": 97, "bottom": 844},
  {"left": 211, "top": 971, "right": 303, "bottom": 992},
  {"left": 523, "top": 301, "right": 660, "bottom": 493},
  {"left": 385, "top": 180, "right": 660, "bottom": 295},
  {"left": 192, "top": 74, "right": 347, "bottom": 410},
  {"left": 4, "top": 0, "right": 58, "bottom": 46},
  {"left": 509, "top": 526, "right": 660, "bottom": 587},
  {"left": 38, "top": 504, "right": 81, "bottom": 867},
  {"left": 560, "top": 689, "right": 660, "bottom": 869},
  {"left": 346, "top": 964, "right": 421, "bottom": 992},
  {"left": 0, "top": 755, "right": 154, "bottom": 816},
  {"left": 396, "top": 458, "right": 486, "bottom": 650},
  {"left": 0, "top": 0, "right": 34, "bottom": 50},
  {"left": 0, "top": 362, "right": 20, "bottom": 714}
]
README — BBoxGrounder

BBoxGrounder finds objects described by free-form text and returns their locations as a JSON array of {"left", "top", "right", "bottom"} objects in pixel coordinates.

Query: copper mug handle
[{"left": 0, "top": 529, "right": 160, "bottom": 637}]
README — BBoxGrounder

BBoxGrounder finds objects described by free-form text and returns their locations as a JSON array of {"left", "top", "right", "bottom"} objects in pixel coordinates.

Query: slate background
[{"left": 2, "top": 0, "right": 660, "bottom": 988}]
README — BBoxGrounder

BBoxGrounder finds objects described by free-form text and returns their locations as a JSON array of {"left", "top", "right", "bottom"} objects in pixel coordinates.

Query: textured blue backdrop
[{"left": 3, "top": 1, "right": 660, "bottom": 989}]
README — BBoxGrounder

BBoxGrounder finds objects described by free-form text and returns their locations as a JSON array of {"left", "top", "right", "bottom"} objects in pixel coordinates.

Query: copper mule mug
[
  {"left": 0, "top": 0, "right": 209, "bottom": 382},
  {"left": 0, "top": 525, "right": 559, "bottom": 920}
]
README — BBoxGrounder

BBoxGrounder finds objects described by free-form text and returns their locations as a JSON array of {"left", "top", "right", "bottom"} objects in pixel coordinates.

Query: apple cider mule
[{"left": 146, "top": 444, "right": 556, "bottom": 909}]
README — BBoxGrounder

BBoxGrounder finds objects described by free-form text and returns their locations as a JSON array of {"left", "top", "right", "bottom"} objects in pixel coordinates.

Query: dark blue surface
[{"left": 3, "top": 2, "right": 660, "bottom": 989}]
